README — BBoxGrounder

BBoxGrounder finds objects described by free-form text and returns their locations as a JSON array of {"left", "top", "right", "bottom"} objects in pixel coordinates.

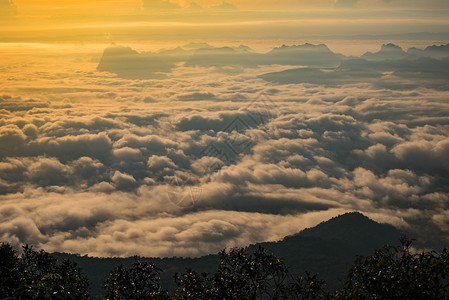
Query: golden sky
[{"left": 1, "top": 0, "right": 449, "bottom": 43}]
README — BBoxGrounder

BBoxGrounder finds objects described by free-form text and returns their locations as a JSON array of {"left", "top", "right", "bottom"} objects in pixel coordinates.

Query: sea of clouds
[{"left": 0, "top": 42, "right": 448, "bottom": 257}]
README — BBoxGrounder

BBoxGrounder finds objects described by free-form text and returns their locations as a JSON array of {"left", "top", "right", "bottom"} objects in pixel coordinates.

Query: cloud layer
[{"left": 0, "top": 42, "right": 449, "bottom": 257}]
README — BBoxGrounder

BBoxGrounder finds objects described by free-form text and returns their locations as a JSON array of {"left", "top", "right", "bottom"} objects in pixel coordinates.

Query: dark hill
[
  {"left": 298, "top": 212, "right": 401, "bottom": 245},
  {"left": 248, "top": 212, "right": 403, "bottom": 291},
  {"left": 52, "top": 212, "right": 405, "bottom": 298}
]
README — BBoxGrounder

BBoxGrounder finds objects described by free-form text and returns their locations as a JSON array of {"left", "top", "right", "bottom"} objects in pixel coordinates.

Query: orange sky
[{"left": 1, "top": 0, "right": 449, "bottom": 43}]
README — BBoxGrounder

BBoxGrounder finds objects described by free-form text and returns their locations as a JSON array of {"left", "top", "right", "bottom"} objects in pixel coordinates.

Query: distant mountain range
[
  {"left": 97, "top": 42, "right": 449, "bottom": 90},
  {"left": 53, "top": 212, "right": 405, "bottom": 298},
  {"left": 97, "top": 42, "right": 344, "bottom": 78},
  {"left": 362, "top": 42, "right": 449, "bottom": 60},
  {"left": 259, "top": 42, "right": 449, "bottom": 89}
]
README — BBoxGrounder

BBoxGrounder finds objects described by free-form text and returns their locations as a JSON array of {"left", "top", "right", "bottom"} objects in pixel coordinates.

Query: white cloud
[{"left": 1, "top": 42, "right": 449, "bottom": 256}]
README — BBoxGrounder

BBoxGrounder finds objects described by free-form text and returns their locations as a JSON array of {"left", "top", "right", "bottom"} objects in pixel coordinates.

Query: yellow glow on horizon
[
  {"left": 14, "top": 0, "right": 142, "bottom": 17},
  {"left": 0, "top": 0, "right": 447, "bottom": 44}
]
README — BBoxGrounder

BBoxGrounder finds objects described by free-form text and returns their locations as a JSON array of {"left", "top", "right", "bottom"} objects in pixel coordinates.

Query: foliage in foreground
[
  {"left": 0, "top": 243, "right": 89, "bottom": 299},
  {"left": 336, "top": 237, "right": 449, "bottom": 299},
  {"left": 104, "top": 258, "right": 169, "bottom": 300},
  {"left": 172, "top": 246, "right": 327, "bottom": 300},
  {"left": 1, "top": 238, "right": 449, "bottom": 299}
]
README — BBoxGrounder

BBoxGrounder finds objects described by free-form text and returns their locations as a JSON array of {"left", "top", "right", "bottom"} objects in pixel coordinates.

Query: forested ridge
[{"left": 1, "top": 213, "right": 448, "bottom": 299}]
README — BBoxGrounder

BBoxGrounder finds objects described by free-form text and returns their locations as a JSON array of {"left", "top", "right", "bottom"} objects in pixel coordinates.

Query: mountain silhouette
[
  {"left": 297, "top": 212, "right": 404, "bottom": 245},
  {"left": 259, "top": 42, "right": 449, "bottom": 89},
  {"left": 98, "top": 42, "right": 345, "bottom": 77},
  {"left": 361, "top": 43, "right": 409, "bottom": 61},
  {"left": 52, "top": 212, "right": 405, "bottom": 298},
  {"left": 97, "top": 45, "right": 177, "bottom": 79},
  {"left": 408, "top": 43, "right": 449, "bottom": 59},
  {"left": 266, "top": 43, "right": 342, "bottom": 67},
  {"left": 249, "top": 212, "right": 403, "bottom": 291}
]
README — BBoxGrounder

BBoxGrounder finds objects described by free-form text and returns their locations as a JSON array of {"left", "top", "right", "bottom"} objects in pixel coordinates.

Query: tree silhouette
[
  {"left": 213, "top": 246, "right": 290, "bottom": 299},
  {"left": 104, "top": 257, "right": 169, "bottom": 300},
  {"left": 336, "top": 237, "right": 449, "bottom": 299},
  {"left": 288, "top": 272, "right": 328, "bottom": 300},
  {"left": 0, "top": 243, "right": 23, "bottom": 297},
  {"left": 173, "top": 246, "right": 328, "bottom": 300},
  {"left": 0, "top": 243, "right": 89, "bottom": 299},
  {"left": 172, "top": 269, "right": 216, "bottom": 299},
  {"left": 3, "top": 237, "right": 448, "bottom": 299}
]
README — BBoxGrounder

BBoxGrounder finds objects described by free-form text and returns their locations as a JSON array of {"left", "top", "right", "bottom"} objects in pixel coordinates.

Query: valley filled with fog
[{"left": 0, "top": 40, "right": 449, "bottom": 257}]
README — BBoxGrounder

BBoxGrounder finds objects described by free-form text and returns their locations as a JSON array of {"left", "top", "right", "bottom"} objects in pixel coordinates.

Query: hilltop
[{"left": 53, "top": 212, "right": 405, "bottom": 297}]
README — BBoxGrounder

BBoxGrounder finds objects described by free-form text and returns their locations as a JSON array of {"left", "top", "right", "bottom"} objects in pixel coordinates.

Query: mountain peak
[
  {"left": 361, "top": 43, "right": 408, "bottom": 60},
  {"left": 101, "top": 45, "right": 138, "bottom": 57},
  {"left": 325, "top": 211, "right": 371, "bottom": 223},
  {"left": 236, "top": 45, "right": 254, "bottom": 52},
  {"left": 295, "top": 212, "right": 402, "bottom": 246},
  {"left": 424, "top": 43, "right": 449, "bottom": 52},
  {"left": 381, "top": 43, "right": 404, "bottom": 51},
  {"left": 248, "top": 212, "right": 404, "bottom": 291},
  {"left": 265, "top": 43, "right": 340, "bottom": 67}
]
